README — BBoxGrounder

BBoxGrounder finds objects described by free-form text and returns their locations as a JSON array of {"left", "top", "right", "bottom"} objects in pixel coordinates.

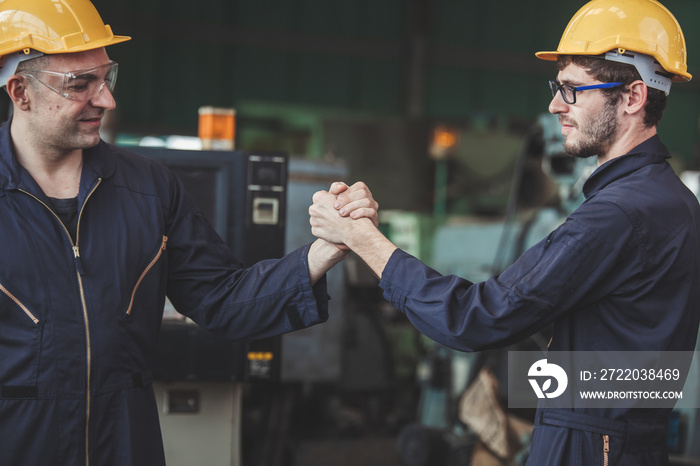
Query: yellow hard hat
[
  {"left": 0, "top": 0, "right": 130, "bottom": 59},
  {"left": 536, "top": 0, "right": 691, "bottom": 83}
]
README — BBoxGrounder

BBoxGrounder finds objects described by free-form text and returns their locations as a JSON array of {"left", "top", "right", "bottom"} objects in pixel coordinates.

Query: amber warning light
[
  {"left": 198, "top": 106, "right": 236, "bottom": 150},
  {"left": 247, "top": 352, "right": 274, "bottom": 361},
  {"left": 429, "top": 126, "right": 460, "bottom": 160}
]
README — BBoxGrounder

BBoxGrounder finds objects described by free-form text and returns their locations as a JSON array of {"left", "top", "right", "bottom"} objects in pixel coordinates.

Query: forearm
[
  {"left": 169, "top": 244, "right": 330, "bottom": 340},
  {"left": 343, "top": 219, "right": 398, "bottom": 278},
  {"left": 307, "top": 238, "right": 348, "bottom": 285}
]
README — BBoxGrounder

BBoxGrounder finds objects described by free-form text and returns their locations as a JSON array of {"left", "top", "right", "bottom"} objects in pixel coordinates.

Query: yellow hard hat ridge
[{"left": 536, "top": 0, "right": 691, "bottom": 93}]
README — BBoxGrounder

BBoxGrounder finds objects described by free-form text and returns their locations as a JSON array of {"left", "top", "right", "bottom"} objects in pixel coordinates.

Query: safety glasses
[
  {"left": 19, "top": 61, "right": 118, "bottom": 102},
  {"left": 549, "top": 80, "right": 623, "bottom": 104}
]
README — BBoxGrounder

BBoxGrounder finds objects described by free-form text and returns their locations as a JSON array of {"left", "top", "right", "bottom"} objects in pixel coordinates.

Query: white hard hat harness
[
  {"left": 603, "top": 49, "right": 673, "bottom": 95},
  {"left": 0, "top": 50, "right": 44, "bottom": 88}
]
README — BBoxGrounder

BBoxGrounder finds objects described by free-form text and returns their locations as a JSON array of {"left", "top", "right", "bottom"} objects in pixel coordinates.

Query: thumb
[{"left": 329, "top": 181, "right": 349, "bottom": 195}]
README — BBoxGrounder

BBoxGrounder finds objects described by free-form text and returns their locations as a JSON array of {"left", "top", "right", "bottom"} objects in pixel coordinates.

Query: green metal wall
[{"left": 93, "top": 0, "right": 700, "bottom": 164}]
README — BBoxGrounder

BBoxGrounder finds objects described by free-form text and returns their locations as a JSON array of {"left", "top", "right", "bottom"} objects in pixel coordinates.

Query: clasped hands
[{"left": 309, "top": 181, "right": 378, "bottom": 249}]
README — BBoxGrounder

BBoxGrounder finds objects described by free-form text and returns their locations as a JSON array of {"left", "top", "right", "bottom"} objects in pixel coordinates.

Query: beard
[
  {"left": 561, "top": 99, "right": 619, "bottom": 159},
  {"left": 29, "top": 108, "right": 105, "bottom": 156}
]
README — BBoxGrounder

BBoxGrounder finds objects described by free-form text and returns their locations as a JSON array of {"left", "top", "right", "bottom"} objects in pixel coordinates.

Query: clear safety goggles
[
  {"left": 549, "top": 79, "right": 623, "bottom": 104},
  {"left": 19, "top": 61, "right": 118, "bottom": 102}
]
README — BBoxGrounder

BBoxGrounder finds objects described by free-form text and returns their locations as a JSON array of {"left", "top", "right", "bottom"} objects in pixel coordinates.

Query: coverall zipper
[
  {"left": 0, "top": 284, "right": 39, "bottom": 324},
  {"left": 20, "top": 178, "right": 102, "bottom": 466},
  {"left": 603, "top": 434, "right": 609, "bottom": 466},
  {"left": 126, "top": 235, "right": 168, "bottom": 316}
]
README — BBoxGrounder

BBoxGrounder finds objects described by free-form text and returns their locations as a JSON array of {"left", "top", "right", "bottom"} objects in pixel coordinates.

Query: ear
[
  {"left": 5, "top": 75, "right": 31, "bottom": 111},
  {"left": 623, "top": 80, "right": 648, "bottom": 117}
]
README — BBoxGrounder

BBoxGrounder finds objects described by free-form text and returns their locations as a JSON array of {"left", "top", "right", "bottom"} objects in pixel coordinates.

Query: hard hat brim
[
  {"left": 534, "top": 51, "right": 558, "bottom": 62},
  {"left": 3, "top": 34, "right": 131, "bottom": 58}
]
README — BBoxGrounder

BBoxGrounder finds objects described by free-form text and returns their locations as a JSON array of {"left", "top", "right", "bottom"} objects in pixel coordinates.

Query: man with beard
[
  {"left": 310, "top": 0, "right": 700, "bottom": 464},
  {"left": 0, "top": 0, "right": 378, "bottom": 465}
]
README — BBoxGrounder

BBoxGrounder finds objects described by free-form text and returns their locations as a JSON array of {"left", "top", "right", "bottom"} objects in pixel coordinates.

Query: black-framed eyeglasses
[
  {"left": 18, "top": 61, "right": 118, "bottom": 102},
  {"left": 549, "top": 80, "right": 623, "bottom": 104}
]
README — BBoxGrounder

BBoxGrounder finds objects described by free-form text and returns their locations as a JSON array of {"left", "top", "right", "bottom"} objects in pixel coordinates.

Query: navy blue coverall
[
  {"left": 379, "top": 136, "right": 700, "bottom": 465},
  {"left": 0, "top": 120, "right": 330, "bottom": 466}
]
